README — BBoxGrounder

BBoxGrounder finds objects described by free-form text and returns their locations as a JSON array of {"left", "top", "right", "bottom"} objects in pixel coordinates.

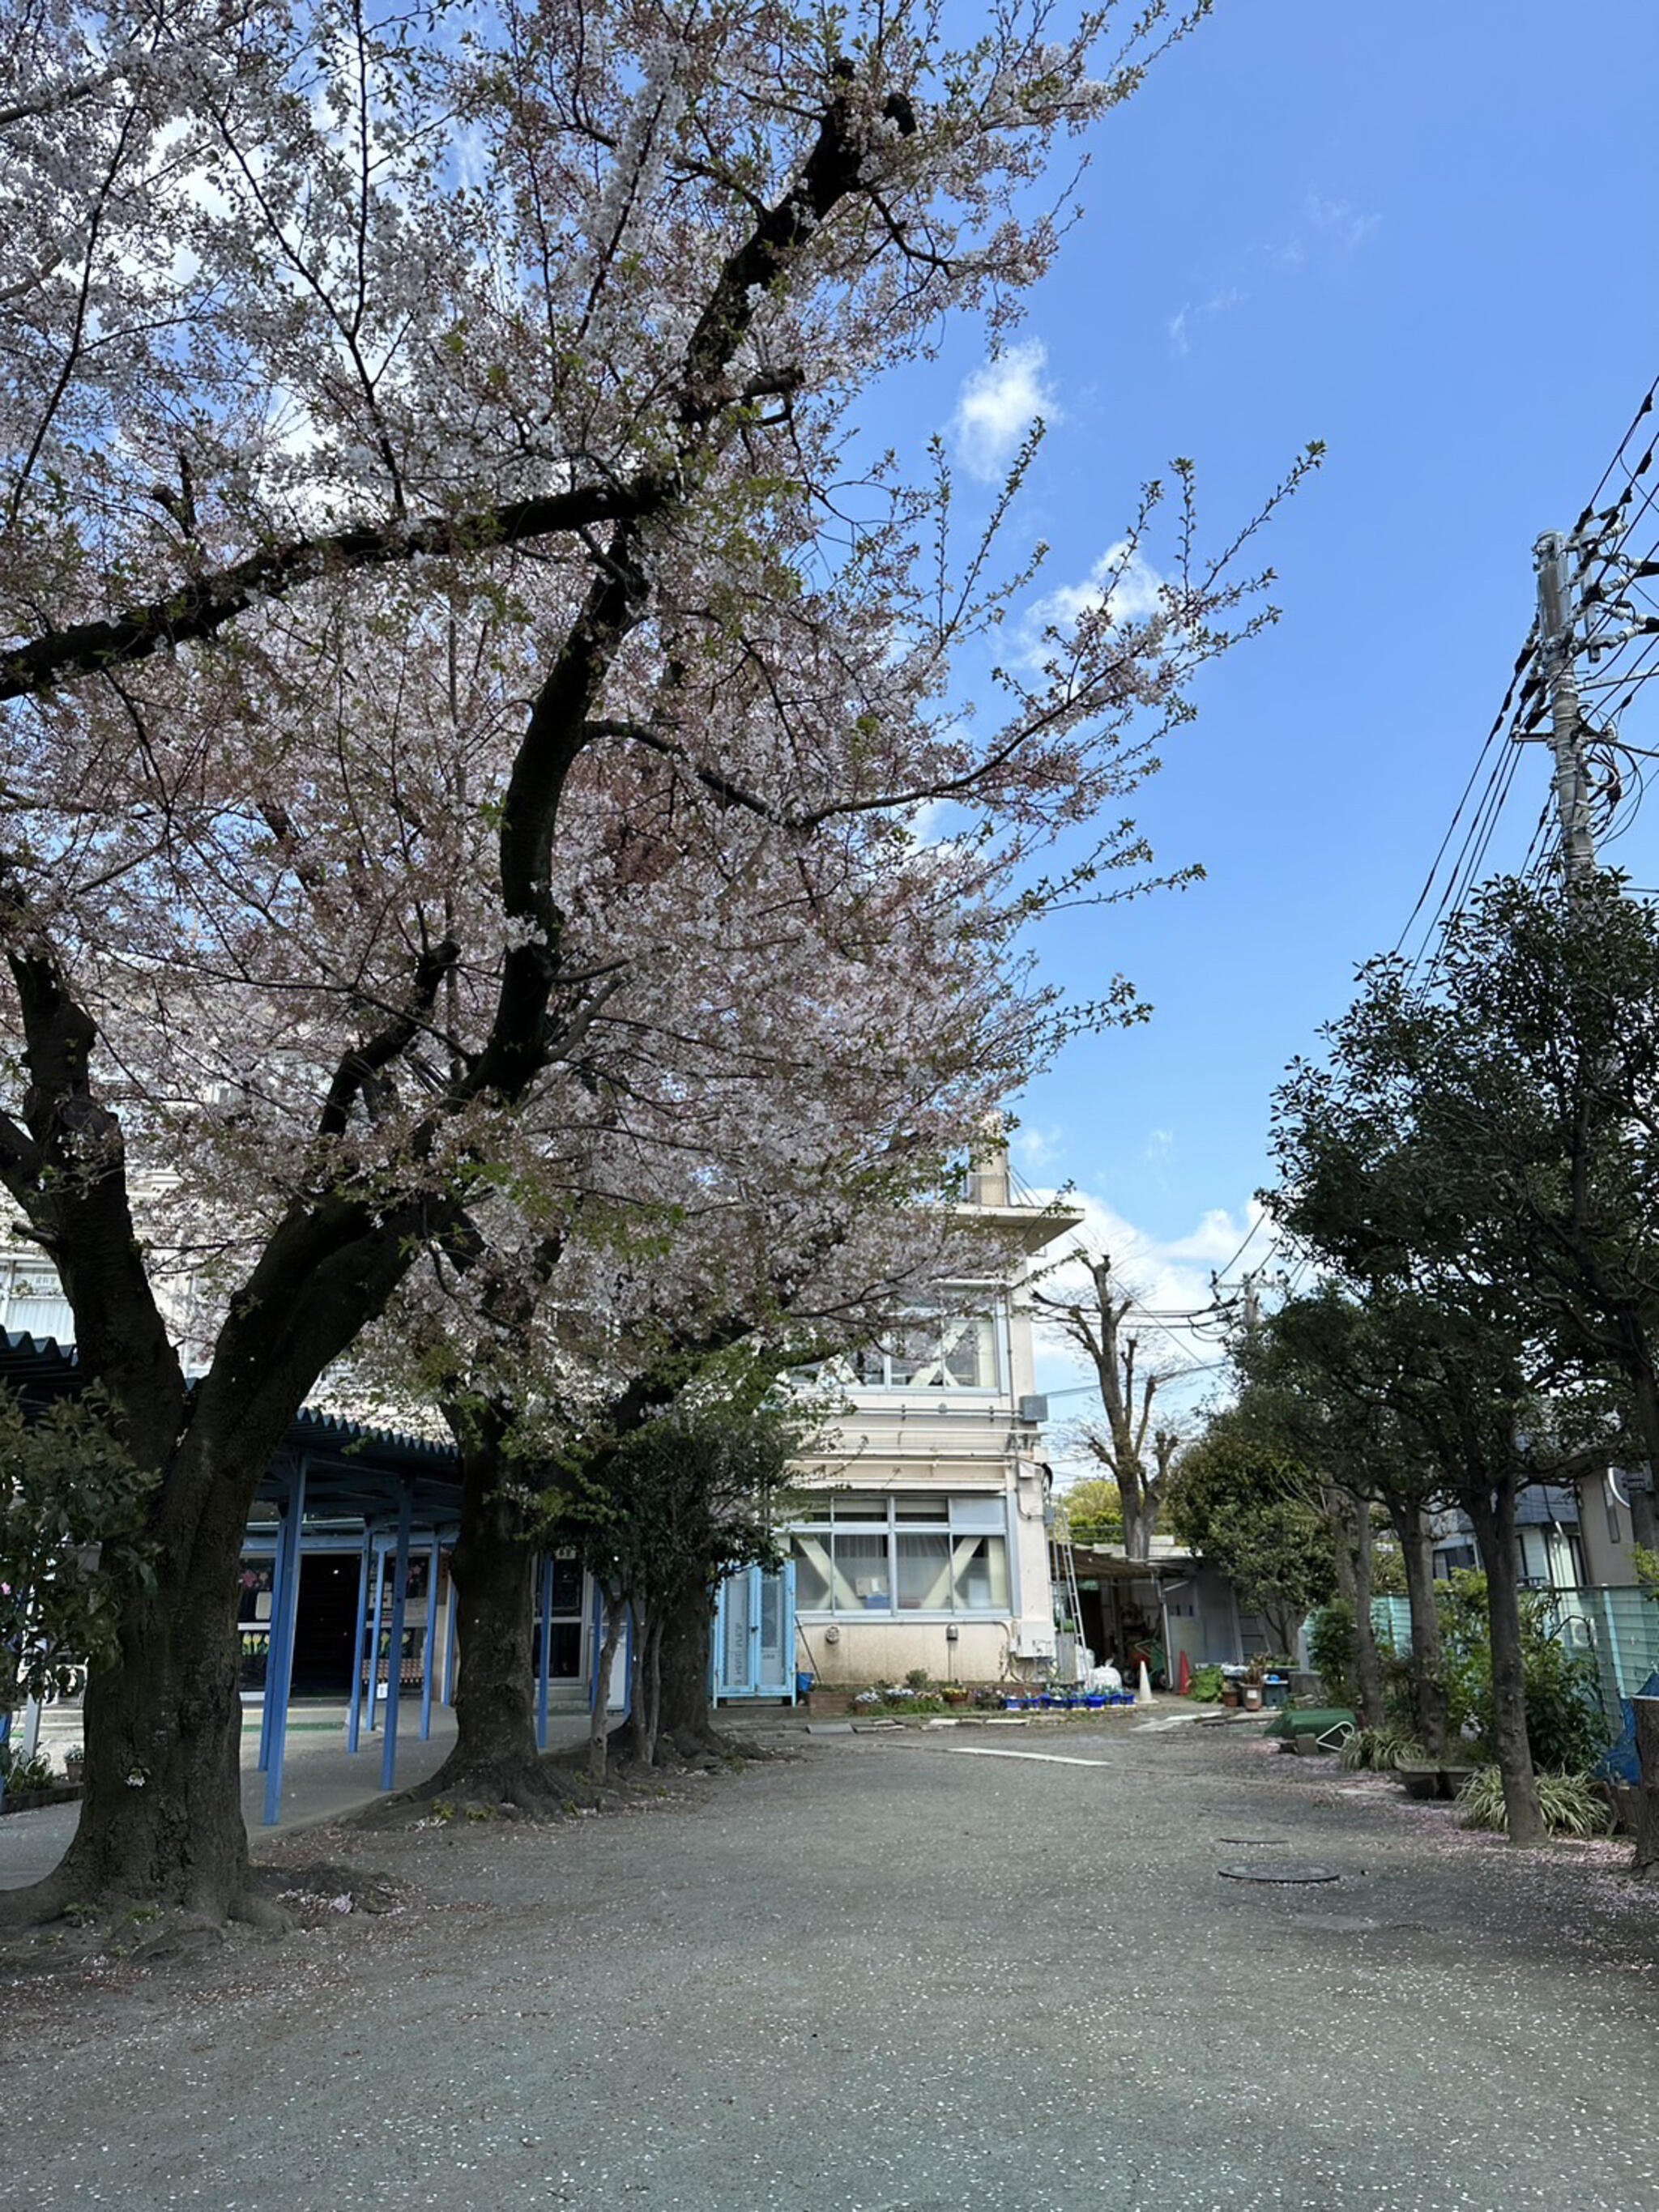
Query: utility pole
[{"left": 1528, "top": 530, "right": 1597, "bottom": 881}]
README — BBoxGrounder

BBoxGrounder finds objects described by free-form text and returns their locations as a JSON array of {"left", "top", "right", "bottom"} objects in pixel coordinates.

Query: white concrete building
[{"left": 787, "top": 1154, "right": 1081, "bottom": 1691}]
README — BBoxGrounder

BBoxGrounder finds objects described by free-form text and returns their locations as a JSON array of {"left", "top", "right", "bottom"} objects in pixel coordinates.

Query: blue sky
[{"left": 914, "top": 3, "right": 1659, "bottom": 1431}]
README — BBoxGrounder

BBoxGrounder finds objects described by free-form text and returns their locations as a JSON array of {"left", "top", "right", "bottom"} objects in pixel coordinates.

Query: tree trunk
[
  {"left": 1393, "top": 1499, "right": 1448, "bottom": 1760},
  {"left": 1120, "top": 1477, "right": 1154, "bottom": 1563},
  {"left": 1469, "top": 1480, "right": 1546, "bottom": 1848},
  {"left": 10, "top": 1423, "right": 263, "bottom": 1925},
  {"left": 629, "top": 1601, "right": 652, "bottom": 1766},
  {"left": 1620, "top": 1371, "right": 1659, "bottom": 1549},
  {"left": 656, "top": 1579, "right": 719, "bottom": 1750},
  {"left": 1264, "top": 1600, "right": 1299, "bottom": 1660},
  {"left": 1328, "top": 1485, "right": 1383, "bottom": 1726},
  {"left": 1350, "top": 1511, "right": 1386, "bottom": 1729},
  {"left": 642, "top": 1616, "right": 664, "bottom": 1767},
  {"left": 588, "top": 1592, "right": 625, "bottom": 1781},
  {"left": 1632, "top": 1698, "right": 1659, "bottom": 1882},
  {"left": 426, "top": 1426, "right": 546, "bottom": 1803}
]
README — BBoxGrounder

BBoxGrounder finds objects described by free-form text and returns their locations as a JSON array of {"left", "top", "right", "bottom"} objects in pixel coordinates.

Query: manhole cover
[{"left": 1219, "top": 1862, "right": 1341, "bottom": 1885}]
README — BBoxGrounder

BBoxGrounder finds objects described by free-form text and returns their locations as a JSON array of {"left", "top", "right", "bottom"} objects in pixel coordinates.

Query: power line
[{"left": 1399, "top": 369, "right": 1659, "bottom": 975}]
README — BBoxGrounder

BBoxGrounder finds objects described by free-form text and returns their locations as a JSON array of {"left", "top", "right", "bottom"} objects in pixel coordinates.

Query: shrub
[
  {"left": 1381, "top": 1656, "right": 1418, "bottom": 1728},
  {"left": 1339, "top": 1723, "right": 1422, "bottom": 1772},
  {"left": 1518, "top": 1628, "right": 1609, "bottom": 1774},
  {"left": 1435, "top": 1571, "right": 1610, "bottom": 1771},
  {"left": 1456, "top": 1767, "right": 1612, "bottom": 1838},
  {"left": 0, "top": 1746, "right": 55, "bottom": 1793},
  {"left": 1307, "top": 1599, "right": 1358, "bottom": 1705},
  {"left": 1184, "top": 1664, "right": 1226, "bottom": 1703}
]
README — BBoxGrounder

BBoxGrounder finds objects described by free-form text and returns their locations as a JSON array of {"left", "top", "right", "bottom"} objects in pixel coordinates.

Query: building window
[
  {"left": 2, "top": 1261, "right": 75, "bottom": 1344},
  {"left": 847, "top": 1306, "right": 1000, "bottom": 1392},
  {"left": 791, "top": 1493, "right": 1011, "bottom": 1614}
]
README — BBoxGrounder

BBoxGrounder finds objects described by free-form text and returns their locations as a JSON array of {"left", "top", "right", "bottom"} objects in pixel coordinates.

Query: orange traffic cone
[{"left": 1177, "top": 1650, "right": 1191, "bottom": 1696}]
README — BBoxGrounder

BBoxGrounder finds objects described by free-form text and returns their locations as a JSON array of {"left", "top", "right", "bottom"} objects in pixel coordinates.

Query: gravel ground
[{"left": 2, "top": 1717, "right": 1656, "bottom": 2212}]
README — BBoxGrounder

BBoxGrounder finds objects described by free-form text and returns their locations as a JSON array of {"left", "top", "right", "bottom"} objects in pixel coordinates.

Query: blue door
[{"left": 714, "top": 1563, "right": 796, "bottom": 1702}]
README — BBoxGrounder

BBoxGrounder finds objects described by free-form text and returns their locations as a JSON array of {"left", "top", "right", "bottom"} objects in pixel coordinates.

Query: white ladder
[{"left": 1051, "top": 1528, "right": 1086, "bottom": 1678}]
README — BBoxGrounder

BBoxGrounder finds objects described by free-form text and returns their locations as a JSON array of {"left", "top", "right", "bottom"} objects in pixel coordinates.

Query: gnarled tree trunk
[
  {"left": 49, "top": 1485, "right": 250, "bottom": 1920},
  {"left": 426, "top": 1417, "right": 548, "bottom": 1803},
  {"left": 11, "top": 1396, "right": 292, "bottom": 1927},
  {"left": 657, "top": 1580, "right": 719, "bottom": 1752}
]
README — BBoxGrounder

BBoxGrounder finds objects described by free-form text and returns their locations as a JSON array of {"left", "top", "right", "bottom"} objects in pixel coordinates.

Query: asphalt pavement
[{"left": 3, "top": 1712, "right": 1656, "bottom": 2211}]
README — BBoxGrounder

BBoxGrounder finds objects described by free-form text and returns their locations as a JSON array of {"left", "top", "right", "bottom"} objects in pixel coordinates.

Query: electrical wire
[
  {"left": 1400, "top": 368, "right": 1659, "bottom": 973},
  {"left": 1243, "top": 373, "right": 1659, "bottom": 1368}
]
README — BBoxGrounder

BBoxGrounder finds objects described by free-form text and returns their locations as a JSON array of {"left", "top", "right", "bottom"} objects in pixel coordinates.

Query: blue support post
[
  {"left": 258, "top": 1468, "right": 303, "bottom": 1772},
  {"left": 535, "top": 1554, "right": 552, "bottom": 1750},
  {"left": 262, "top": 1459, "right": 308, "bottom": 1826},
  {"left": 380, "top": 1485, "right": 413, "bottom": 1793},
  {"left": 366, "top": 1540, "right": 387, "bottom": 1735},
  {"left": 256, "top": 1546, "right": 282, "bottom": 1771},
  {"left": 419, "top": 1530, "right": 439, "bottom": 1741},
  {"left": 442, "top": 1558, "right": 458, "bottom": 1707},
  {"left": 346, "top": 1527, "right": 373, "bottom": 1754}
]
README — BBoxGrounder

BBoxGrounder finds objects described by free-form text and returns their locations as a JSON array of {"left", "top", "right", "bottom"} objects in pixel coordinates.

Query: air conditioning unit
[{"left": 1011, "top": 1628, "right": 1056, "bottom": 1658}]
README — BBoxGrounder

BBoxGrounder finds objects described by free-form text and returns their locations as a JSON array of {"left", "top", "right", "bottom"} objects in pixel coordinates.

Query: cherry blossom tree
[
  {"left": 384, "top": 1089, "right": 1028, "bottom": 1800},
  {"left": 0, "top": 2, "right": 1304, "bottom": 1922}
]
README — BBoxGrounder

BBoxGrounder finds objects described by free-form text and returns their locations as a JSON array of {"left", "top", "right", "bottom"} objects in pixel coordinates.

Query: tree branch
[
  {"left": 0, "top": 476, "right": 670, "bottom": 703},
  {"left": 317, "top": 937, "right": 462, "bottom": 1140}
]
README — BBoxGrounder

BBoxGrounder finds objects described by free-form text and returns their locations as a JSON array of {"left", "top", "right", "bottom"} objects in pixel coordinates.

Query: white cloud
[
  {"left": 1166, "top": 285, "right": 1247, "bottom": 359},
  {"left": 1013, "top": 1123, "right": 1067, "bottom": 1174},
  {"left": 1017, "top": 538, "right": 1166, "bottom": 667},
  {"left": 951, "top": 339, "right": 1056, "bottom": 483},
  {"left": 1305, "top": 192, "right": 1380, "bottom": 251}
]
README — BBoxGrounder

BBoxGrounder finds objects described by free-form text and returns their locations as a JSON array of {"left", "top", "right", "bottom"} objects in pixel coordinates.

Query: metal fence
[
  {"left": 1370, "top": 1596, "right": 1414, "bottom": 1655},
  {"left": 1540, "top": 1585, "right": 1659, "bottom": 1715},
  {"left": 1363, "top": 1586, "right": 1659, "bottom": 1715}
]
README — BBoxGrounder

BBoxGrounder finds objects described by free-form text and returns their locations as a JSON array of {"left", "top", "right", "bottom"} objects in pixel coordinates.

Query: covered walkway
[
  {"left": 0, "top": 1698, "right": 599, "bottom": 1890},
  {"left": 2, "top": 1332, "right": 620, "bottom": 1829}
]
